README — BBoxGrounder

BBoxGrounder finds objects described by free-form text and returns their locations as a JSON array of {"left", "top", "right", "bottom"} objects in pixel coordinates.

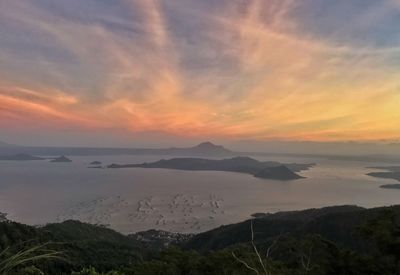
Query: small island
[
  {"left": 108, "top": 156, "right": 314, "bottom": 181},
  {"left": 88, "top": 161, "right": 103, "bottom": 168},
  {"left": 50, "top": 156, "right": 72, "bottom": 163}
]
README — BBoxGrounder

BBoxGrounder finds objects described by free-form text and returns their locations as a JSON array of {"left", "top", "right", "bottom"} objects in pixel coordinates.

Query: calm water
[{"left": 0, "top": 155, "right": 399, "bottom": 234}]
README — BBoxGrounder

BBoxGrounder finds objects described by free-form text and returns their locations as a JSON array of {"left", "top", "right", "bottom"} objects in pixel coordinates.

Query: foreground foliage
[{"left": 0, "top": 205, "right": 399, "bottom": 274}]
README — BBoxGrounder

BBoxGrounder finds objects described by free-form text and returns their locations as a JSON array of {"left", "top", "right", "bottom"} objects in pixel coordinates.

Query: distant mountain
[
  {"left": 108, "top": 156, "right": 313, "bottom": 180},
  {"left": 0, "top": 142, "right": 234, "bottom": 157},
  {"left": 50, "top": 155, "right": 72, "bottom": 163},
  {"left": 175, "top": 141, "right": 233, "bottom": 155},
  {"left": 0, "top": 153, "right": 45, "bottom": 161}
]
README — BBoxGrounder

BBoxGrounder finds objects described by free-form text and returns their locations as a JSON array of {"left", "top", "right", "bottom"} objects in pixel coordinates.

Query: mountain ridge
[{"left": 0, "top": 141, "right": 235, "bottom": 157}]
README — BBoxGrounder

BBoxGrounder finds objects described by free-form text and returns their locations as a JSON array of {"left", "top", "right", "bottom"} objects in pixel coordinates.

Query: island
[
  {"left": 380, "top": 184, "right": 400, "bottom": 189},
  {"left": 90, "top": 161, "right": 102, "bottom": 165},
  {"left": 0, "top": 153, "right": 45, "bottom": 161},
  {"left": 50, "top": 156, "right": 72, "bottom": 163},
  {"left": 108, "top": 156, "right": 314, "bottom": 180},
  {"left": 366, "top": 166, "right": 400, "bottom": 182}
]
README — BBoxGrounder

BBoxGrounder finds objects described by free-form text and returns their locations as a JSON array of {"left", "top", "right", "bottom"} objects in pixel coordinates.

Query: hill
[
  {"left": 0, "top": 204, "right": 399, "bottom": 274},
  {"left": 0, "top": 220, "right": 144, "bottom": 273},
  {"left": 184, "top": 205, "right": 400, "bottom": 252},
  {"left": 169, "top": 141, "right": 233, "bottom": 156}
]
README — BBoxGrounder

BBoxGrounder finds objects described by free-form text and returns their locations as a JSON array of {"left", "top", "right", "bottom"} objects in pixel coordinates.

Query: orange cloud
[
  {"left": 0, "top": 0, "right": 400, "bottom": 142},
  {"left": 0, "top": 84, "right": 99, "bottom": 129}
]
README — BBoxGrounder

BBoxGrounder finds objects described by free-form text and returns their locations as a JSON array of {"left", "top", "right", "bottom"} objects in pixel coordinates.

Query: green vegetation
[
  {"left": 1, "top": 205, "right": 399, "bottom": 274},
  {"left": 0, "top": 243, "right": 61, "bottom": 275}
]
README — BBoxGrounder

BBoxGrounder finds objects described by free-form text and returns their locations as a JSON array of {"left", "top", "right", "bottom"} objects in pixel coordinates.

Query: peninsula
[
  {"left": 0, "top": 153, "right": 45, "bottom": 161},
  {"left": 367, "top": 166, "right": 400, "bottom": 182},
  {"left": 108, "top": 156, "right": 314, "bottom": 180}
]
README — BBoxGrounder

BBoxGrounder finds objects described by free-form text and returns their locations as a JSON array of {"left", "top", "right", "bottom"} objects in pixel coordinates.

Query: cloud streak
[{"left": 0, "top": 0, "right": 399, "bottom": 142}]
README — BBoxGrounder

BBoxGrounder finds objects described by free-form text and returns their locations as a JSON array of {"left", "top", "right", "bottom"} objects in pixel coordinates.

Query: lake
[{"left": 0, "top": 154, "right": 399, "bottom": 234}]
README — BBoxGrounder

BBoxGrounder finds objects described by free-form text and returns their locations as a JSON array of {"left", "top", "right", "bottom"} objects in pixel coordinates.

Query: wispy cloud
[{"left": 0, "top": 0, "right": 399, "bottom": 142}]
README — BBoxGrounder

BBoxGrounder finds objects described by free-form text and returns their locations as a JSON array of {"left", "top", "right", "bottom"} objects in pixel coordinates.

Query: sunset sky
[{"left": 1, "top": 0, "right": 400, "bottom": 146}]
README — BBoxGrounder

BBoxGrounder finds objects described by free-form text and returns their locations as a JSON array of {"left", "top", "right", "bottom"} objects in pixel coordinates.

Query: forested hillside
[{"left": 0, "top": 205, "right": 399, "bottom": 274}]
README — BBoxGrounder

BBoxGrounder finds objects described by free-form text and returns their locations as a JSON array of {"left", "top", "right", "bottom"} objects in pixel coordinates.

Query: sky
[{"left": 0, "top": 0, "right": 400, "bottom": 147}]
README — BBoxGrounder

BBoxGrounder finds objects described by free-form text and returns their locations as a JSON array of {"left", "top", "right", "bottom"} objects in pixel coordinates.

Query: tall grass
[{"left": 0, "top": 242, "right": 62, "bottom": 274}]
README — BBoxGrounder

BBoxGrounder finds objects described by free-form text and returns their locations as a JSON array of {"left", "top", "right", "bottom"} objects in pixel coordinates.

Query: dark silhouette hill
[{"left": 184, "top": 205, "right": 400, "bottom": 252}]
